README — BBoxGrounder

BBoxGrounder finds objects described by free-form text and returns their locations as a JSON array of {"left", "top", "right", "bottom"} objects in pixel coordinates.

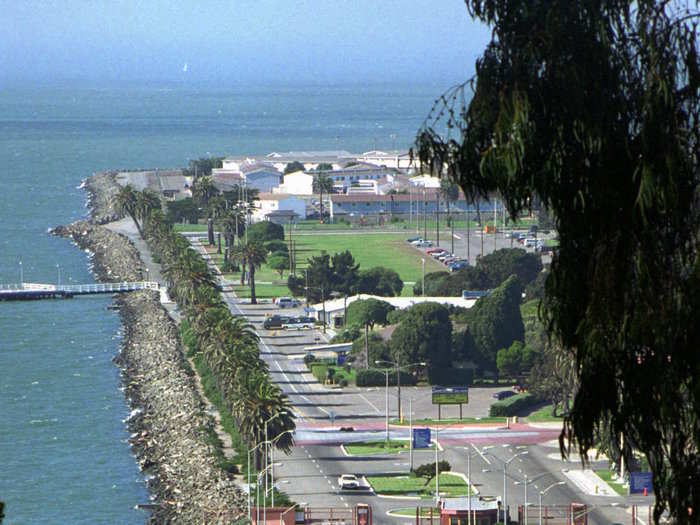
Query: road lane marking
[{"left": 358, "top": 393, "right": 382, "bottom": 414}]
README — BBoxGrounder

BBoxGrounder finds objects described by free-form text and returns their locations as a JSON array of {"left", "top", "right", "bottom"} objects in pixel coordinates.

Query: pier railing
[{"left": 0, "top": 281, "right": 159, "bottom": 295}]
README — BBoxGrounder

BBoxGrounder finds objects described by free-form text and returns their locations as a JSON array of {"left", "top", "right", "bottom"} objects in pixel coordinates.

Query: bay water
[{"left": 0, "top": 83, "right": 443, "bottom": 523}]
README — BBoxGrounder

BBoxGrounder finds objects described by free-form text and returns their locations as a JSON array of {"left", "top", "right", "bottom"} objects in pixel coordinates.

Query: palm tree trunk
[
  {"left": 129, "top": 212, "right": 143, "bottom": 238},
  {"left": 240, "top": 256, "right": 246, "bottom": 285},
  {"left": 319, "top": 188, "right": 324, "bottom": 223},
  {"left": 249, "top": 264, "right": 257, "bottom": 304}
]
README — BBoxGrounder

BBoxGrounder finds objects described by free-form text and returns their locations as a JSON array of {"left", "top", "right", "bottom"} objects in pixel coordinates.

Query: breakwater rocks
[
  {"left": 85, "top": 171, "right": 122, "bottom": 224},
  {"left": 51, "top": 221, "right": 144, "bottom": 282},
  {"left": 53, "top": 221, "right": 246, "bottom": 522},
  {"left": 117, "top": 291, "right": 245, "bottom": 523}
]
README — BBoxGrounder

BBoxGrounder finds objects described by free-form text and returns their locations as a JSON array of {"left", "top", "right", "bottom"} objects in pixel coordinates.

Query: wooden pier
[{"left": 0, "top": 282, "right": 160, "bottom": 301}]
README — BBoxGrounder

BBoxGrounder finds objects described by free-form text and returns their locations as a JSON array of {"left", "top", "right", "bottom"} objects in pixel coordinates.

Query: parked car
[
  {"left": 283, "top": 316, "right": 316, "bottom": 330},
  {"left": 277, "top": 296, "right": 301, "bottom": 308},
  {"left": 426, "top": 248, "right": 446, "bottom": 254},
  {"left": 449, "top": 261, "right": 468, "bottom": 272},
  {"left": 406, "top": 236, "right": 421, "bottom": 243},
  {"left": 430, "top": 250, "right": 448, "bottom": 257},
  {"left": 524, "top": 238, "right": 538, "bottom": 248},
  {"left": 337, "top": 474, "right": 360, "bottom": 490},
  {"left": 442, "top": 257, "right": 458, "bottom": 265},
  {"left": 438, "top": 253, "right": 454, "bottom": 261},
  {"left": 492, "top": 390, "right": 516, "bottom": 400},
  {"left": 263, "top": 315, "right": 290, "bottom": 330},
  {"left": 415, "top": 240, "right": 433, "bottom": 247},
  {"left": 410, "top": 238, "right": 425, "bottom": 245}
]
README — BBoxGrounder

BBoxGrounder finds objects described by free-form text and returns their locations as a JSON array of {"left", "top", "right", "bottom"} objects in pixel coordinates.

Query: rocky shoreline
[{"left": 53, "top": 181, "right": 246, "bottom": 523}]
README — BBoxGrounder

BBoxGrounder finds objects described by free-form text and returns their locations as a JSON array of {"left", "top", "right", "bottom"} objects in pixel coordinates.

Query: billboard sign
[
  {"left": 629, "top": 472, "right": 654, "bottom": 494},
  {"left": 412, "top": 428, "right": 431, "bottom": 449},
  {"left": 432, "top": 386, "right": 468, "bottom": 405}
]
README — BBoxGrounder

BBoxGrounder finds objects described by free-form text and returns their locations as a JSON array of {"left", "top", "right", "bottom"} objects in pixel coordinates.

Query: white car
[
  {"left": 277, "top": 297, "right": 301, "bottom": 308},
  {"left": 337, "top": 474, "right": 360, "bottom": 490}
]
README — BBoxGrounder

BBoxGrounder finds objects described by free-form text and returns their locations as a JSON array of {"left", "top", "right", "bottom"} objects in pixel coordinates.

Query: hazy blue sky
[{"left": 1, "top": 0, "right": 490, "bottom": 87}]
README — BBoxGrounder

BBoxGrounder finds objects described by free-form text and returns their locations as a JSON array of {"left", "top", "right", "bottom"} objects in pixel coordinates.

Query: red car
[{"left": 425, "top": 248, "right": 445, "bottom": 254}]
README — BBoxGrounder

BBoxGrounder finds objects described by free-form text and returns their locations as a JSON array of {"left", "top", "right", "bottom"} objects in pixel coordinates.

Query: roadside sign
[
  {"left": 629, "top": 472, "right": 654, "bottom": 494},
  {"left": 413, "top": 428, "right": 431, "bottom": 449},
  {"left": 337, "top": 352, "right": 347, "bottom": 365},
  {"left": 432, "top": 386, "right": 469, "bottom": 405}
]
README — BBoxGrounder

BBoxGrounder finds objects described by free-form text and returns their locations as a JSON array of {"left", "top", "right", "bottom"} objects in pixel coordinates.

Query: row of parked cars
[
  {"left": 407, "top": 237, "right": 468, "bottom": 272},
  {"left": 263, "top": 315, "right": 316, "bottom": 330}
]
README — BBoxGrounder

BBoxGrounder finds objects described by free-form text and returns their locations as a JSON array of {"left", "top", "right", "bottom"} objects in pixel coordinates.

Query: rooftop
[
  {"left": 310, "top": 294, "right": 477, "bottom": 313},
  {"left": 441, "top": 497, "right": 499, "bottom": 512}
]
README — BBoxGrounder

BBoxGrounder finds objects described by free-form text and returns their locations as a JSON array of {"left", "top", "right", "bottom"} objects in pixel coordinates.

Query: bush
[
  {"left": 247, "top": 221, "right": 284, "bottom": 243},
  {"left": 264, "top": 240, "right": 288, "bottom": 254},
  {"left": 303, "top": 353, "right": 316, "bottom": 366},
  {"left": 310, "top": 363, "right": 329, "bottom": 383},
  {"left": 330, "top": 326, "right": 362, "bottom": 343},
  {"left": 413, "top": 460, "right": 451, "bottom": 478},
  {"left": 356, "top": 369, "right": 417, "bottom": 387},
  {"left": 489, "top": 392, "right": 537, "bottom": 417},
  {"left": 428, "top": 367, "right": 474, "bottom": 386}
]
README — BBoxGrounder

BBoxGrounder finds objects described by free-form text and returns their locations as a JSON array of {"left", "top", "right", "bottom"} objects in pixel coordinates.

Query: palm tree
[
  {"left": 137, "top": 189, "right": 162, "bottom": 227},
  {"left": 192, "top": 175, "right": 219, "bottom": 209},
  {"left": 233, "top": 241, "right": 267, "bottom": 304},
  {"left": 312, "top": 174, "right": 334, "bottom": 223},
  {"left": 114, "top": 184, "right": 143, "bottom": 236}
]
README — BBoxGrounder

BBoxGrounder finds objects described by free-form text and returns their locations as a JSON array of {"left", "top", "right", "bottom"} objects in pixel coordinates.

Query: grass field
[
  {"left": 367, "top": 473, "right": 472, "bottom": 498},
  {"left": 200, "top": 232, "right": 444, "bottom": 298},
  {"left": 291, "top": 232, "right": 444, "bottom": 282},
  {"left": 594, "top": 469, "right": 627, "bottom": 496},
  {"left": 344, "top": 440, "right": 412, "bottom": 456}
]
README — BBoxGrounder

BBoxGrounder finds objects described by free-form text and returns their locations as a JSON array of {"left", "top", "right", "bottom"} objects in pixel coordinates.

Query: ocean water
[{"left": 0, "top": 83, "right": 444, "bottom": 523}]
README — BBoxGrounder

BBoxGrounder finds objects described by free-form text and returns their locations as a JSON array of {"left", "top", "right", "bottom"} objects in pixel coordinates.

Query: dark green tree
[
  {"left": 346, "top": 298, "right": 395, "bottom": 368},
  {"left": 416, "top": 1, "right": 700, "bottom": 519},
  {"left": 390, "top": 302, "right": 452, "bottom": 372},
  {"left": 478, "top": 248, "right": 542, "bottom": 289},
  {"left": 330, "top": 250, "right": 360, "bottom": 295},
  {"left": 351, "top": 333, "right": 391, "bottom": 367},
  {"left": 496, "top": 340, "right": 536, "bottom": 379},
  {"left": 461, "top": 276, "right": 524, "bottom": 381},
  {"left": 284, "top": 161, "right": 305, "bottom": 174},
  {"left": 267, "top": 252, "right": 290, "bottom": 279},
  {"left": 247, "top": 221, "right": 284, "bottom": 243},
  {"left": 166, "top": 197, "right": 200, "bottom": 224},
  {"left": 355, "top": 267, "right": 403, "bottom": 296}
]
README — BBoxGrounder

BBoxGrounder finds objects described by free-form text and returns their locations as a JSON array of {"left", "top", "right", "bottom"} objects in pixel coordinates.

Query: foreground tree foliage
[{"left": 417, "top": 1, "right": 700, "bottom": 520}]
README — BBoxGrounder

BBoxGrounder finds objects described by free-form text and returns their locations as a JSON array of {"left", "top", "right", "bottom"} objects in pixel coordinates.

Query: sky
[{"left": 0, "top": 0, "right": 491, "bottom": 87}]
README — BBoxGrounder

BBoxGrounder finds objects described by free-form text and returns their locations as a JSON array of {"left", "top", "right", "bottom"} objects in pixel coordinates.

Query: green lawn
[
  {"left": 520, "top": 299, "right": 541, "bottom": 319},
  {"left": 344, "top": 440, "right": 413, "bottom": 456},
  {"left": 174, "top": 223, "right": 208, "bottom": 232},
  {"left": 391, "top": 507, "right": 441, "bottom": 517},
  {"left": 367, "top": 473, "right": 472, "bottom": 499},
  {"left": 525, "top": 404, "right": 565, "bottom": 423},
  {"left": 391, "top": 416, "right": 507, "bottom": 426},
  {"left": 291, "top": 233, "right": 443, "bottom": 282},
  {"left": 310, "top": 363, "right": 356, "bottom": 386},
  {"left": 594, "top": 469, "right": 627, "bottom": 496}
]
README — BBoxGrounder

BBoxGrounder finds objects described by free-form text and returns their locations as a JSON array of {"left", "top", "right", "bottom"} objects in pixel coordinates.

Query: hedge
[
  {"left": 489, "top": 392, "right": 537, "bottom": 417},
  {"left": 428, "top": 367, "right": 473, "bottom": 386},
  {"left": 356, "top": 369, "right": 417, "bottom": 387}
]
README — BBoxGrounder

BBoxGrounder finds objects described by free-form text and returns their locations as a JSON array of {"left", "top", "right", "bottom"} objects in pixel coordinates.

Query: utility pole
[
  {"left": 423, "top": 189, "right": 427, "bottom": 240},
  {"left": 494, "top": 198, "right": 498, "bottom": 253},
  {"left": 436, "top": 191, "right": 440, "bottom": 246},
  {"left": 466, "top": 208, "right": 470, "bottom": 263},
  {"left": 422, "top": 258, "right": 426, "bottom": 297}
]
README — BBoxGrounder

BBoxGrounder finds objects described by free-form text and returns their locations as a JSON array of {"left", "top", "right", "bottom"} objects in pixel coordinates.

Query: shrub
[
  {"left": 310, "top": 363, "right": 329, "bottom": 383},
  {"left": 489, "top": 392, "right": 537, "bottom": 417},
  {"left": 264, "top": 240, "right": 288, "bottom": 254},
  {"left": 355, "top": 369, "right": 417, "bottom": 387},
  {"left": 413, "top": 460, "right": 451, "bottom": 479},
  {"left": 303, "top": 353, "right": 315, "bottom": 366},
  {"left": 330, "top": 326, "right": 362, "bottom": 343}
]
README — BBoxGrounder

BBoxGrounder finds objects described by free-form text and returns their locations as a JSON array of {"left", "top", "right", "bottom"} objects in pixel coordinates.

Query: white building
[
  {"left": 357, "top": 150, "right": 419, "bottom": 170},
  {"left": 251, "top": 193, "right": 307, "bottom": 223},
  {"left": 308, "top": 294, "right": 477, "bottom": 326},
  {"left": 275, "top": 170, "right": 314, "bottom": 195}
]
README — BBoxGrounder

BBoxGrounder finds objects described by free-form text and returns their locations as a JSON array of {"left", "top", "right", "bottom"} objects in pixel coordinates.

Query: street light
[
  {"left": 269, "top": 429, "right": 295, "bottom": 507},
  {"left": 484, "top": 449, "right": 529, "bottom": 524},
  {"left": 421, "top": 258, "right": 426, "bottom": 297},
  {"left": 539, "top": 481, "right": 566, "bottom": 525},
  {"left": 247, "top": 441, "right": 268, "bottom": 521},
  {"left": 256, "top": 462, "right": 283, "bottom": 525},
  {"left": 375, "top": 360, "right": 426, "bottom": 422},
  {"left": 514, "top": 471, "right": 556, "bottom": 525},
  {"left": 461, "top": 445, "right": 485, "bottom": 525}
]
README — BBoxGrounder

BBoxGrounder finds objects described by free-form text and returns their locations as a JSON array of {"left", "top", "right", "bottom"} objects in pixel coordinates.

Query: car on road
[
  {"left": 414, "top": 240, "right": 433, "bottom": 247},
  {"left": 492, "top": 390, "right": 517, "bottom": 400},
  {"left": 426, "top": 248, "right": 446, "bottom": 254},
  {"left": 409, "top": 238, "right": 425, "bottom": 245},
  {"left": 277, "top": 296, "right": 301, "bottom": 308},
  {"left": 282, "top": 316, "right": 316, "bottom": 330},
  {"left": 263, "top": 315, "right": 290, "bottom": 330},
  {"left": 337, "top": 474, "right": 360, "bottom": 489},
  {"left": 406, "top": 236, "right": 421, "bottom": 243}
]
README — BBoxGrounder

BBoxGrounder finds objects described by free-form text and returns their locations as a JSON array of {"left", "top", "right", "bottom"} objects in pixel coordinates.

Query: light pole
[
  {"left": 434, "top": 423, "right": 440, "bottom": 504},
  {"left": 264, "top": 413, "right": 282, "bottom": 517},
  {"left": 461, "top": 446, "right": 481, "bottom": 525},
  {"left": 375, "top": 360, "right": 426, "bottom": 422},
  {"left": 256, "top": 461, "right": 283, "bottom": 525},
  {"left": 247, "top": 441, "right": 268, "bottom": 521},
  {"left": 421, "top": 258, "right": 426, "bottom": 297},
  {"left": 375, "top": 365, "right": 390, "bottom": 441},
  {"left": 539, "top": 481, "right": 565, "bottom": 525},
  {"left": 269, "top": 429, "right": 295, "bottom": 507},
  {"left": 19, "top": 260, "right": 23, "bottom": 286},
  {"left": 515, "top": 472, "right": 556, "bottom": 525},
  {"left": 485, "top": 449, "right": 529, "bottom": 523}
]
